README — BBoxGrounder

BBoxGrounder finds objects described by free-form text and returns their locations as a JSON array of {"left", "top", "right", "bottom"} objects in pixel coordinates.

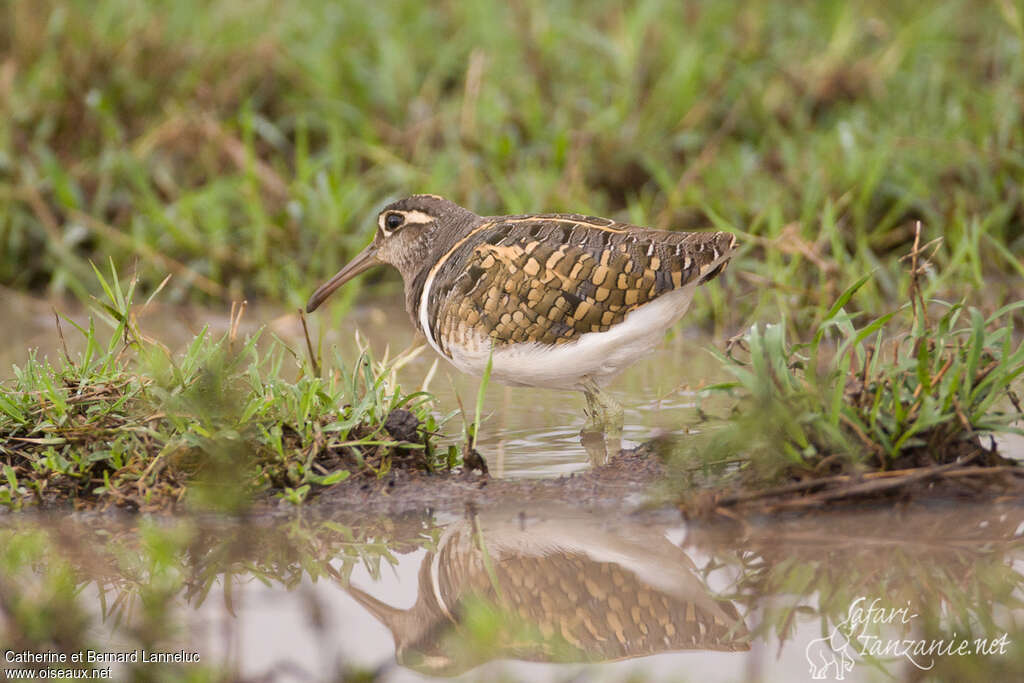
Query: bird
[{"left": 306, "top": 194, "right": 736, "bottom": 449}]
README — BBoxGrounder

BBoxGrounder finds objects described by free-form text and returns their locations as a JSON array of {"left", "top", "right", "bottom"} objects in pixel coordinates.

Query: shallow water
[
  {"left": 2, "top": 290, "right": 730, "bottom": 477},
  {"left": 292, "top": 299, "right": 734, "bottom": 477},
  {"left": 6, "top": 291, "right": 1021, "bottom": 472}
]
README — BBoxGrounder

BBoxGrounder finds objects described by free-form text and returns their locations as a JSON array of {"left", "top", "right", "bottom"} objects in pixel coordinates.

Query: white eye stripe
[
  {"left": 378, "top": 209, "right": 436, "bottom": 236},
  {"left": 401, "top": 210, "right": 436, "bottom": 225}
]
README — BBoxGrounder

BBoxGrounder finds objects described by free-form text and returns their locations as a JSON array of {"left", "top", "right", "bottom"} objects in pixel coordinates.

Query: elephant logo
[{"left": 805, "top": 622, "right": 857, "bottom": 680}]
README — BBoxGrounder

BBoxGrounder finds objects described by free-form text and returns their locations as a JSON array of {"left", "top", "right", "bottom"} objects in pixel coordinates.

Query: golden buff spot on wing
[
  {"left": 574, "top": 301, "right": 593, "bottom": 320},
  {"left": 476, "top": 243, "right": 527, "bottom": 264},
  {"left": 649, "top": 256, "right": 661, "bottom": 271},
  {"left": 595, "top": 287, "right": 610, "bottom": 302},
  {"left": 671, "top": 270, "right": 682, "bottom": 287},
  {"left": 592, "top": 265, "right": 609, "bottom": 286},
  {"left": 523, "top": 258, "right": 540, "bottom": 276},
  {"left": 625, "top": 289, "right": 639, "bottom": 306},
  {"left": 546, "top": 250, "right": 565, "bottom": 270},
  {"left": 541, "top": 266, "right": 574, "bottom": 290},
  {"left": 617, "top": 273, "right": 629, "bottom": 289}
]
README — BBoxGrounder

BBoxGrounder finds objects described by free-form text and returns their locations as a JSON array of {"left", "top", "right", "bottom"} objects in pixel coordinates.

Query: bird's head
[{"left": 306, "top": 194, "right": 476, "bottom": 312}]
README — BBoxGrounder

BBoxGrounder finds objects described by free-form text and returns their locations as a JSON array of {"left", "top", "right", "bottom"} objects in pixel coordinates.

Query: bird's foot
[{"left": 581, "top": 380, "right": 624, "bottom": 466}]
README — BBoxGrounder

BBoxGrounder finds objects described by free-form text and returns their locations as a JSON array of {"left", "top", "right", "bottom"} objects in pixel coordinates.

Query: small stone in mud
[
  {"left": 464, "top": 447, "right": 489, "bottom": 476},
  {"left": 384, "top": 409, "right": 421, "bottom": 443}
]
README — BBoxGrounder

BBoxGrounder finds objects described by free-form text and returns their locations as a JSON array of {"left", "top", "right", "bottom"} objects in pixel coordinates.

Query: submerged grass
[
  {"left": 0, "top": 263, "right": 449, "bottom": 512},
  {"left": 673, "top": 230, "right": 1024, "bottom": 511}
]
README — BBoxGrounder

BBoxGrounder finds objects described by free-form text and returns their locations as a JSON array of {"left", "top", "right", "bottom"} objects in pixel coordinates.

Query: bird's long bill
[{"left": 305, "top": 243, "right": 380, "bottom": 312}]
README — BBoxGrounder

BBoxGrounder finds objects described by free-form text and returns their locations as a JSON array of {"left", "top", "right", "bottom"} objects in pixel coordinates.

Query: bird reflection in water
[{"left": 342, "top": 508, "right": 749, "bottom": 675}]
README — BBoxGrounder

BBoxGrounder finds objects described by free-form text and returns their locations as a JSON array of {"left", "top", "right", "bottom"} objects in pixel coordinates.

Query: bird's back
[{"left": 419, "top": 213, "right": 737, "bottom": 362}]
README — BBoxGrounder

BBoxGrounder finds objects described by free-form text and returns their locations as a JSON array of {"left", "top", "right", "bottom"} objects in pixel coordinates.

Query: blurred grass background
[{"left": 1, "top": 0, "right": 1022, "bottom": 325}]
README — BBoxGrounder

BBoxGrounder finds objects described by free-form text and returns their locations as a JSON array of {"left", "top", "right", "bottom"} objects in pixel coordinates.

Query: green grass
[
  {"left": 0, "top": 263, "right": 448, "bottom": 511},
  {"left": 1, "top": 0, "right": 1022, "bottom": 331},
  {"left": 671, "top": 248, "right": 1024, "bottom": 499}
]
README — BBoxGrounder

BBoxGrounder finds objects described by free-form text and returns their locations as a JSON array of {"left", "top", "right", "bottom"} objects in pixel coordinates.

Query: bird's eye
[{"left": 384, "top": 212, "right": 404, "bottom": 231}]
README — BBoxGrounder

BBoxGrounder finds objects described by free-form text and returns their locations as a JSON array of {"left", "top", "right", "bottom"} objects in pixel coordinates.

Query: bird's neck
[{"left": 401, "top": 210, "right": 485, "bottom": 332}]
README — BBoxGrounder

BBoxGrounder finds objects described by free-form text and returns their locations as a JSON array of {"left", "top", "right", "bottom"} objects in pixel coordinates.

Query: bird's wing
[{"left": 428, "top": 215, "right": 736, "bottom": 351}]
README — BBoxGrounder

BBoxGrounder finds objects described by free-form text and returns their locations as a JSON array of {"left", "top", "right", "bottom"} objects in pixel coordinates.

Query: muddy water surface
[{"left": 4, "top": 504, "right": 1024, "bottom": 681}]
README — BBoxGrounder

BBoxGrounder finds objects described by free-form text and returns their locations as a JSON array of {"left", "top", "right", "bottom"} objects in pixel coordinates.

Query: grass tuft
[
  {"left": 673, "top": 228, "right": 1024, "bottom": 511},
  {"left": 0, "top": 268, "right": 447, "bottom": 511}
]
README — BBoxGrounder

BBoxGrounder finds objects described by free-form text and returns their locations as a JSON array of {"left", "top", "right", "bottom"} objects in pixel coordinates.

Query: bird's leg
[
  {"left": 599, "top": 390, "right": 625, "bottom": 435},
  {"left": 597, "top": 387, "right": 623, "bottom": 459},
  {"left": 580, "top": 378, "right": 623, "bottom": 466},
  {"left": 582, "top": 378, "right": 623, "bottom": 432}
]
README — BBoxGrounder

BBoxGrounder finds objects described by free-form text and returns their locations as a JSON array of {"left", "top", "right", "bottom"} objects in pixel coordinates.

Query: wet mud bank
[
  {"left": 680, "top": 443, "right": 1024, "bottom": 518},
  {"left": 308, "top": 435, "right": 1024, "bottom": 519},
  {"left": 313, "top": 440, "right": 671, "bottom": 516}
]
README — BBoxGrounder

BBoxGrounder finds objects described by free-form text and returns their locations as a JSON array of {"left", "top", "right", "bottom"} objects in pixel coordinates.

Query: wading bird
[{"left": 307, "top": 195, "right": 735, "bottom": 459}]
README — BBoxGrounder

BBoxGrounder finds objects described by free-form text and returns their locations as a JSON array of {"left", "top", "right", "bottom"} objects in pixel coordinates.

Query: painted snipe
[{"left": 307, "top": 195, "right": 736, "bottom": 454}]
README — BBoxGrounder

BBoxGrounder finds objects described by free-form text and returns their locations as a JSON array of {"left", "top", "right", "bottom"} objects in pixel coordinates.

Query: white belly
[{"left": 443, "top": 283, "right": 699, "bottom": 390}]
